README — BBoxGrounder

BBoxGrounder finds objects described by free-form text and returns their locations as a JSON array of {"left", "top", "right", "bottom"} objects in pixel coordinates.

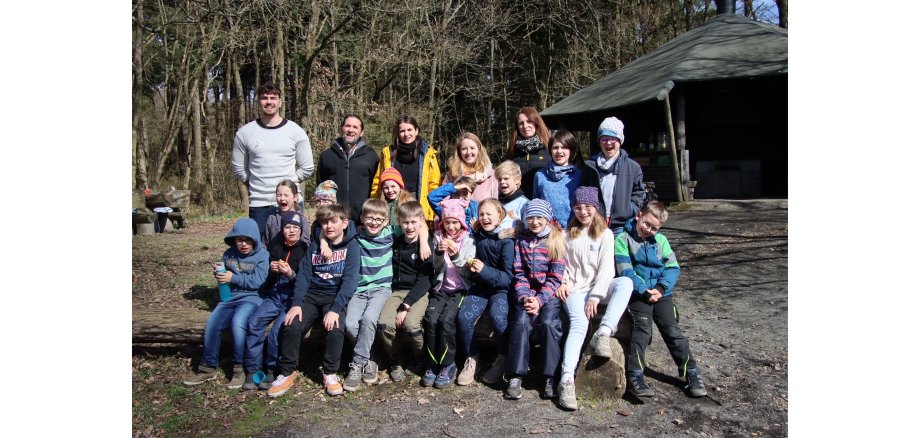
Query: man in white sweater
[{"left": 232, "top": 83, "right": 315, "bottom": 236}]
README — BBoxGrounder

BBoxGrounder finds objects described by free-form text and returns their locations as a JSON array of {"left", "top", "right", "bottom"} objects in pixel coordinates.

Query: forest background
[{"left": 132, "top": 0, "right": 787, "bottom": 214}]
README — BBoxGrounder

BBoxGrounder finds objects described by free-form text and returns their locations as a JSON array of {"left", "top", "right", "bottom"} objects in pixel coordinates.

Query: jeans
[
  {"left": 202, "top": 300, "right": 259, "bottom": 367},
  {"left": 506, "top": 296, "right": 563, "bottom": 378},
  {"left": 377, "top": 290, "right": 429, "bottom": 361},
  {"left": 243, "top": 295, "right": 289, "bottom": 372},
  {"left": 345, "top": 287, "right": 392, "bottom": 364},
  {"left": 626, "top": 295, "right": 698, "bottom": 377},
  {"left": 560, "top": 277, "right": 632, "bottom": 378},
  {"left": 277, "top": 293, "right": 346, "bottom": 376},
  {"left": 249, "top": 205, "right": 278, "bottom": 241},
  {"left": 456, "top": 291, "right": 510, "bottom": 358}
]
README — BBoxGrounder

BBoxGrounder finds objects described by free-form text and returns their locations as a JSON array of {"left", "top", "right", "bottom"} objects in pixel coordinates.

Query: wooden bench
[{"left": 133, "top": 189, "right": 190, "bottom": 235}]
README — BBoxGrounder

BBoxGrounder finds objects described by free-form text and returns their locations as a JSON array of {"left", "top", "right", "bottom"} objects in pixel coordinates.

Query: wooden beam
[{"left": 663, "top": 94, "right": 685, "bottom": 202}]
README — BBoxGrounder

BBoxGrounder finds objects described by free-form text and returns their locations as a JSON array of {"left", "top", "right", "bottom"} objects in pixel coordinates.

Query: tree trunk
[
  {"left": 775, "top": 0, "right": 787, "bottom": 28},
  {"left": 743, "top": 0, "right": 755, "bottom": 19},
  {"left": 190, "top": 78, "right": 204, "bottom": 192}
]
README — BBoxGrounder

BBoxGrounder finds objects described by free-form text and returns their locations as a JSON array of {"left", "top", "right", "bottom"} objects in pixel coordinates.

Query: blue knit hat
[
  {"left": 572, "top": 186, "right": 601, "bottom": 211},
  {"left": 281, "top": 211, "right": 304, "bottom": 229},
  {"left": 522, "top": 199, "right": 553, "bottom": 221}
]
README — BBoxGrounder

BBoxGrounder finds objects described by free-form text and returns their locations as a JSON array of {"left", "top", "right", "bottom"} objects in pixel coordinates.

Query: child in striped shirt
[{"left": 343, "top": 198, "right": 429, "bottom": 392}]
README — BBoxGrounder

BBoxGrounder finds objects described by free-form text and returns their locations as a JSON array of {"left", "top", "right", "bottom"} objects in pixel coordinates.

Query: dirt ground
[{"left": 132, "top": 206, "right": 787, "bottom": 437}]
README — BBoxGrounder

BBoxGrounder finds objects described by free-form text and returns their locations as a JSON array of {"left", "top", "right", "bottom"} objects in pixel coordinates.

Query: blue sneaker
[
  {"left": 433, "top": 363, "right": 457, "bottom": 389},
  {"left": 421, "top": 367, "right": 438, "bottom": 387}
]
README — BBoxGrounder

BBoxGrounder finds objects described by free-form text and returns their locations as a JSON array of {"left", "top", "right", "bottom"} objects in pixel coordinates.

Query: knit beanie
[
  {"left": 280, "top": 211, "right": 304, "bottom": 230},
  {"left": 439, "top": 198, "right": 469, "bottom": 231},
  {"left": 379, "top": 167, "right": 405, "bottom": 189},
  {"left": 314, "top": 180, "right": 339, "bottom": 201},
  {"left": 597, "top": 116, "right": 625, "bottom": 144},
  {"left": 522, "top": 198, "right": 553, "bottom": 221},
  {"left": 572, "top": 186, "right": 601, "bottom": 211}
]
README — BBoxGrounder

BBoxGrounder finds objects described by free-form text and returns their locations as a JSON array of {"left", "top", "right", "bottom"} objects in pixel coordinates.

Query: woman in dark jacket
[{"left": 506, "top": 107, "right": 551, "bottom": 199}]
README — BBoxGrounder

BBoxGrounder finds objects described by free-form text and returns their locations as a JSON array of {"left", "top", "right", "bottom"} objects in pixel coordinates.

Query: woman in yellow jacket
[{"left": 372, "top": 115, "right": 442, "bottom": 222}]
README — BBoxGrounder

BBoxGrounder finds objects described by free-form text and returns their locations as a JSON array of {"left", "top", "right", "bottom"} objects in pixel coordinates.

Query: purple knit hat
[{"left": 572, "top": 186, "right": 601, "bottom": 211}]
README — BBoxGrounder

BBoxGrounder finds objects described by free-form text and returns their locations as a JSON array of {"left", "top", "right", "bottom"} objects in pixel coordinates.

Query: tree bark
[{"left": 776, "top": 0, "right": 787, "bottom": 28}]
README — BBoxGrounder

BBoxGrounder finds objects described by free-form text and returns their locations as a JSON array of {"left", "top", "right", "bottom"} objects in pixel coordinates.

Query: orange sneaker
[
  {"left": 324, "top": 373, "right": 344, "bottom": 396},
  {"left": 267, "top": 371, "right": 299, "bottom": 398}
]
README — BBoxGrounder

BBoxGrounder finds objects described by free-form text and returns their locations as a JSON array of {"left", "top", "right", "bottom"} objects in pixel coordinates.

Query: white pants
[{"left": 560, "top": 276, "right": 632, "bottom": 379}]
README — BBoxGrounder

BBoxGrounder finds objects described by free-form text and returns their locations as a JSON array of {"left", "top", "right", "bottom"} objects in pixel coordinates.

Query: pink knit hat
[{"left": 439, "top": 198, "right": 469, "bottom": 231}]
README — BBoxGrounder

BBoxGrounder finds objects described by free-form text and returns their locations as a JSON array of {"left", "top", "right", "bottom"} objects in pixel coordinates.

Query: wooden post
[{"left": 663, "top": 94, "right": 685, "bottom": 202}]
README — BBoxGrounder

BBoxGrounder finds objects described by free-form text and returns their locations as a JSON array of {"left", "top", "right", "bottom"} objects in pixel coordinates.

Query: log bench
[{"left": 133, "top": 304, "right": 631, "bottom": 398}]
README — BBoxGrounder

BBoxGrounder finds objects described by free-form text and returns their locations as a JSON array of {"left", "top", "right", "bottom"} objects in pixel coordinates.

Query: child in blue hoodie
[
  {"left": 267, "top": 204, "right": 361, "bottom": 398},
  {"left": 183, "top": 218, "right": 269, "bottom": 388}
]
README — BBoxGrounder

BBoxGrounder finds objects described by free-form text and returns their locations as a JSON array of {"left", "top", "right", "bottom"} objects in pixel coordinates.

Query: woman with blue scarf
[{"left": 532, "top": 130, "right": 598, "bottom": 227}]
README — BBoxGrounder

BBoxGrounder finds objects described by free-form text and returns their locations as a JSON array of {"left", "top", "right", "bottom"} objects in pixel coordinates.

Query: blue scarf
[{"left": 547, "top": 163, "right": 575, "bottom": 181}]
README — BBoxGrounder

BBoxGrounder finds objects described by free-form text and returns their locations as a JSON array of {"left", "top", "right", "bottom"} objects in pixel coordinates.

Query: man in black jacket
[{"left": 317, "top": 114, "right": 380, "bottom": 221}]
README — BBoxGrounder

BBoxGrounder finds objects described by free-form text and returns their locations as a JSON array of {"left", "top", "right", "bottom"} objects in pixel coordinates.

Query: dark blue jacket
[
  {"left": 468, "top": 228, "right": 514, "bottom": 297},
  {"left": 292, "top": 220, "right": 360, "bottom": 313}
]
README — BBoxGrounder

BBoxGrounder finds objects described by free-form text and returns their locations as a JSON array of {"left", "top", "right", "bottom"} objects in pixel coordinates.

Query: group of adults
[{"left": 231, "top": 83, "right": 646, "bottom": 235}]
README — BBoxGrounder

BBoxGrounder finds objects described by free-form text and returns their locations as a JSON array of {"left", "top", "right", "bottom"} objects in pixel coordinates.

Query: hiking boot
[
  {"left": 182, "top": 364, "right": 219, "bottom": 386},
  {"left": 227, "top": 364, "right": 245, "bottom": 389},
  {"left": 362, "top": 360, "right": 379, "bottom": 384},
  {"left": 258, "top": 370, "right": 275, "bottom": 390},
  {"left": 242, "top": 372, "right": 257, "bottom": 391},
  {"left": 457, "top": 355, "right": 478, "bottom": 386},
  {"left": 589, "top": 331, "right": 613, "bottom": 358},
  {"left": 482, "top": 355, "right": 505, "bottom": 385},
  {"left": 324, "top": 373, "right": 344, "bottom": 396},
  {"left": 542, "top": 377, "right": 558, "bottom": 399},
  {"left": 343, "top": 362, "right": 363, "bottom": 392},
  {"left": 267, "top": 371, "right": 299, "bottom": 398},
  {"left": 626, "top": 372, "right": 655, "bottom": 397},
  {"left": 558, "top": 379, "right": 577, "bottom": 410},
  {"left": 390, "top": 365, "right": 407, "bottom": 382},
  {"left": 434, "top": 363, "right": 457, "bottom": 389},
  {"left": 685, "top": 368, "right": 708, "bottom": 397},
  {"left": 420, "top": 368, "right": 437, "bottom": 387},
  {"left": 504, "top": 377, "right": 523, "bottom": 400}
]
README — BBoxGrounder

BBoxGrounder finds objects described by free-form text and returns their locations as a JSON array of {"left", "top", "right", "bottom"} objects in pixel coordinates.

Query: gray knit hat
[
  {"left": 597, "top": 116, "right": 625, "bottom": 144},
  {"left": 522, "top": 199, "right": 553, "bottom": 221}
]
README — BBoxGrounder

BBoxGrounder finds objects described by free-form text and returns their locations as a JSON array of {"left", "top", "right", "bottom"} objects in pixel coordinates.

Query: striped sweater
[
  {"left": 614, "top": 217, "right": 680, "bottom": 297},
  {"left": 355, "top": 225, "right": 401, "bottom": 293},
  {"left": 513, "top": 230, "right": 566, "bottom": 306}
]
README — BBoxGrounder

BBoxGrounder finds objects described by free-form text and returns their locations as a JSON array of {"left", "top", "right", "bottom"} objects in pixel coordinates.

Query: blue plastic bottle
[{"left": 215, "top": 262, "right": 232, "bottom": 302}]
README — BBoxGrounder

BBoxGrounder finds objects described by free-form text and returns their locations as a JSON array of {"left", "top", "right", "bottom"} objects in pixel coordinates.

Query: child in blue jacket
[
  {"left": 183, "top": 218, "right": 269, "bottom": 388},
  {"left": 615, "top": 201, "right": 707, "bottom": 398}
]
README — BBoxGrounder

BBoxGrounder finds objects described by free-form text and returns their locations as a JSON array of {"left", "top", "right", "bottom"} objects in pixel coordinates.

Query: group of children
[{"left": 183, "top": 141, "right": 708, "bottom": 411}]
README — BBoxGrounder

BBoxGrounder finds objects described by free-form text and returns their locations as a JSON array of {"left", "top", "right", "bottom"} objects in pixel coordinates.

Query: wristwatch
[{"left": 397, "top": 303, "right": 411, "bottom": 312}]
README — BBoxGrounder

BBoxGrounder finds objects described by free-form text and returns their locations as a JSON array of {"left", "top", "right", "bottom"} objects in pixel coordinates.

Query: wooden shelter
[{"left": 540, "top": 14, "right": 788, "bottom": 202}]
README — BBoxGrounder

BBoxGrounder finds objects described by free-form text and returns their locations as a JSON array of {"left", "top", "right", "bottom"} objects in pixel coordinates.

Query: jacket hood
[
  {"left": 326, "top": 218, "right": 358, "bottom": 247},
  {"left": 224, "top": 218, "right": 263, "bottom": 252}
]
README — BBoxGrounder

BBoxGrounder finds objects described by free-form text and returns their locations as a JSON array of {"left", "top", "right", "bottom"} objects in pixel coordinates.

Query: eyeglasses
[
  {"left": 639, "top": 219, "right": 660, "bottom": 233},
  {"left": 599, "top": 137, "right": 619, "bottom": 145},
  {"left": 364, "top": 217, "right": 386, "bottom": 225}
]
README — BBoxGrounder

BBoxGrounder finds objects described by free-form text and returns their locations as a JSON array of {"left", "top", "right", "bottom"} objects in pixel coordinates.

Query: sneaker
[
  {"left": 457, "top": 355, "right": 478, "bottom": 386},
  {"left": 685, "top": 368, "right": 708, "bottom": 397},
  {"left": 434, "top": 363, "right": 457, "bottom": 389},
  {"left": 267, "top": 371, "right": 299, "bottom": 398},
  {"left": 343, "top": 362, "right": 363, "bottom": 392},
  {"left": 421, "top": 368, "right": 437, "bottom": 387},
  {"left": 626, "top": 372, "right": 655, "bottom": 397},
  {"left": 182, "top": 364, "right": 218, "bottom": 386},
  {"left": 227, "top": 364, "right": 245, "bottom": 389},
  {"left": 589, "top": 331, "right": 613, "bottom": 358},
  {"left": 362, "top": 360, "right": 379, "bottom": 384},
  {"left": 482, "top": 355, "right": 505, "bottom": 385},
  {"left": 324, "top": 373, "right": 344, "bottom": 396},
  {"left": 542, "top": 377, "right": 558, "bottom": 399},
  {"left": 257, "top": 370, "right": 275, "bottom": 391},
  {"left": 241, "top": 372, "right": 257, "bottom": 391},
  {"left": 504, "top": 377, "right": 523, "bottom": 400},
  {"left": 390, "top": 364, "right": 407, "bottom": 382},
  {"left": 558, "top": 379, "right": 577, "bottom": 410}
]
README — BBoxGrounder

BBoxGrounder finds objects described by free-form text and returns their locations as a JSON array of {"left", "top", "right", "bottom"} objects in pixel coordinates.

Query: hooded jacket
[
  {"left": 222, "top": 218, "right": 270, "bottom": 305},
  {"left": 317, "top": 137, "right": 381, "bottom": 221},
  {"left": 292, "top": 219, "right": 360, "bottom": 313},
  {"left": 583, "top": 149, "right": 645, "bottom": 230},
  {"left": 260, "top": 233, "right": 310, "bottom": 301},
  {"left": 467, "top": 228, "right": 515, "bottom": 298},
  {"left": 427, "top": 183, "right": 479, "bottom": 230},
  {"left": 372, "top": 140, "right": 441, "bottom": 221},
  {"left": 614, "top": 217, "right": 680, "bottom": 298}
]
